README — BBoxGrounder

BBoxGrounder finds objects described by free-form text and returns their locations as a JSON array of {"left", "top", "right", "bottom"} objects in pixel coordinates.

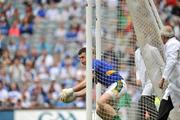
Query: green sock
[{"left": 112, "top": 115, "right": 121, "bottom": 120}]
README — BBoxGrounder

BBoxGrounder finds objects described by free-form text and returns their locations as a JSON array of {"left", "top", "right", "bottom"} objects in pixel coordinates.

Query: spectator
[
  {"left": 172, "top": 16, "right": 180, "bottom": 39},
  {"left": 9, "top": 57, "right": 25, "bottom": 82},
  {"left": 77, "top": 24, "right": 85, "bottom": 44},
  {"left": 8, "top": 82, "right": 22, "bottom": 107},
  {"left": 23, "top": 2, "right": 35, "bottom": 24},
  {"left": 11, "top": 8, "right": 20, "bottom": 24},
  {"left": 36, "top": 36, "right": 51, "bottom": 53},
  {"left": 34, "top": 3, "right": 46, "bottom": 18},
  {"left": 49, "top": 54, "right": 61, "bottom": 81},
  {"left": 69, "top": 1, "right": 81, "bottom": 17},
  {"left": 47, "top": 80, "right": 61, "bottom": 106},
  {"left": 46, "top": 2, "right": 60, "bottom": 21},
  {"left": 60, "top": 6, "right": 70, "bottom": 21},
  {"left": 16, "top": 35, "right": 30, "bottom": 53},
  {"left": 4, "top": 2, "right": 15, "bottom": 25},
  {"left": 26, "top": 47, "right": 39, "bottom": 65},
  {"left": 65, "top": 24, "right": 78, "bottom": 42},
  {"left": 22, "top": 60, "right": 36, "bottom": 82},
  {"left": 35, "top": 49, "right": 54, "bottom": 68},
  {"left": 0, "top": 1, "right": 4, "bottom": 13},
  {"left": 8, "top": 20, "right": 20, "bottom": 37},
  {"left": 54, "top": 21, "right": 66, "bottom": 39},
  {"left": 7, "top": 40, "right": 17, "bottom": 57},
  {"left": 36, "top": 59, "right": 49, "bottom": 81},
  {"left": 1, "top": 49, "right": 11, "bottom": 65},
  {"left": 19, "top": 16, "right": 33, "bottom": 35},
  {"left": 21, "top": 88, "right": 31, "bottom": 108},
  {"left": 30, "top": 78, "right": 48, "bottom": 108},
  {"left": 0, "top": 80, "right": 8, "bottom": 107},
  {"left": 0, "top": 33, "right": 7, "bottom": 57},
  {"left": 0, "top": 12, "right": 9, "bottom": 36},
  {"left": 60, "top": 55, "right": 77, "bottom": 88},
  {"left": 0, "top": 63, "right": 11, "bottom": 84}
]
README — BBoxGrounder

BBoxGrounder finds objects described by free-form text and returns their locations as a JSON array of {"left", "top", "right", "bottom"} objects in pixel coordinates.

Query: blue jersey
[{"left": 92, "top": 59, "right": 123, "bottom": 87}]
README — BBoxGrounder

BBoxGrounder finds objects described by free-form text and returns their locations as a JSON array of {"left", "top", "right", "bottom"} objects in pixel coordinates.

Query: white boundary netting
[
  {"left": 91, "top": 0, "right": 157, "bottom": 119},
  {"left": 90, "top": 0, "right": 179, "bottom": 120}
]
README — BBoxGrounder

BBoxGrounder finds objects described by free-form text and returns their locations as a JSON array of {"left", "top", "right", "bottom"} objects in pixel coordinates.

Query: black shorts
[{"left": 158, "top": 96, "right": 174, "bottom": 120}]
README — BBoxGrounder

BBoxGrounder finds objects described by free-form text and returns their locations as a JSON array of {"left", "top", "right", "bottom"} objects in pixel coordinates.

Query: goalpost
[
  {"left": 86, "top": 0, "right": 179, "bottom": 120},
  {"left": 86, "top": 0, "right": 93, "bottom": 120}
]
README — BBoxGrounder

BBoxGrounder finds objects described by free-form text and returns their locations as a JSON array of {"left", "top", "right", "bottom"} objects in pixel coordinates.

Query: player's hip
[{"left": 105, "top": 80, "right": 127, "bottom": 97}]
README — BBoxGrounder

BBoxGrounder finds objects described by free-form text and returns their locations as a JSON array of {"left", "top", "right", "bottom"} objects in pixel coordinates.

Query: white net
[
  {"left": 91, "top": 0, "right": 166, "bottom": 120},
  {"left": 126, "top": 0, "right": 166, "bottom": 99},
  {"left": 126, "top": 0, "right": 180, "bottom": 120}
]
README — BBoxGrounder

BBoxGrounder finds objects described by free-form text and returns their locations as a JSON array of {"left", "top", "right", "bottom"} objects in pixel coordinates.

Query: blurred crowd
[
  {"left": 155, "top": 0, "right": 180, "bottom": 39},
  {"left": 0, "top": 0, "right": 179, "bottom": 109},
  {"left": 0, "top": 0, "right": 86, "bottom": 109}
]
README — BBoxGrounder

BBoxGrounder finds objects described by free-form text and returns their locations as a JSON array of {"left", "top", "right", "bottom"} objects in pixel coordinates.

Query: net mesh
[
  {"left": 91, "top": 0, "right": 165, "bottom": 119},
  {"left": 126, "top": 0, "right": 166, "bottom": 98}
]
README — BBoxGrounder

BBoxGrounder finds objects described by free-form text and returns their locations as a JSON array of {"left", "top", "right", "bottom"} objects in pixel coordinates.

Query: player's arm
[
  {"left": 160, "top": 43, "right": 178, "bottom": 89},
  {"left": 60, "top": 79, "right": 86, "bottom": 103},
  {"left": 74, "top": 88, "right": 86, "bottom": 97},
  {"left": 73, "top": 79, "right": 86, "bottom": 92},
  {"left": 162, "top": 43, "right": 178, "bottom": 81},
  {"left": 135, "top": 49, "right": 142, "bottom": 87}
]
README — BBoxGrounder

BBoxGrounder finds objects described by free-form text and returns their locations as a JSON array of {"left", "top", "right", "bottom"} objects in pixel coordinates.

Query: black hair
[
  {"left": 78, "top": 47, "right": 95, "bottom": 55},
  {"left": 78, "top": 47, "right": 86, "bottom": 55}
]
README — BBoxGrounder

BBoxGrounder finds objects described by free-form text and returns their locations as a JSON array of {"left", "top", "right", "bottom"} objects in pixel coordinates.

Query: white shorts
[{"left": 105, "top": 80, "right": 127, "bottom": 98}]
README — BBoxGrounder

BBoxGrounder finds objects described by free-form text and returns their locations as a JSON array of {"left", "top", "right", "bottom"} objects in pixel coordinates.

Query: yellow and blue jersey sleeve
[{"left": 93, "top": 59, "right": 123, "bottom": 86}]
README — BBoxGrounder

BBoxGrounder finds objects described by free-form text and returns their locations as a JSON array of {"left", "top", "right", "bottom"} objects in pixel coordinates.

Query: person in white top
[
  {"left": 135, "top": 48, "right": 158, "bottom": 120},
  {"left": 158, "top": 25, "right": 180, "bottom": 120}
]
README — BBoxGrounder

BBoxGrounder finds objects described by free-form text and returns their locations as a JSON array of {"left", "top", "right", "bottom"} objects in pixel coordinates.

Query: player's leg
[
  {"left": 96, "top": 80, "right": 126, "bottom": 120},
  {"left": 158, "top": 96, "right": 174, "bottom": 120},
  {"left": 146, "top": 96, "right": 158, "bottom": 120},
  {"left": 137, "top": 96, "right": 146, "bottom": 120},
  {"left": 137, "top": 95, "right": 158, "bottom": 120},
  {"left": 96, "top": 92, "right": 119, "bottom": 120}
]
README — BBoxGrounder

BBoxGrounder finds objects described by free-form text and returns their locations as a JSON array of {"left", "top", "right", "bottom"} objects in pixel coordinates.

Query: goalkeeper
[{"left": 60, "top": 47, "right": 127, "bottom": 120}]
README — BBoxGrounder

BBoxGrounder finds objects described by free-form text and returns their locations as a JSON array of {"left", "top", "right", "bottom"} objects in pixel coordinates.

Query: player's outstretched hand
[
  {"left": 59, "top": 88, "right": 76, "bottom": 103},
  {"left": 62, "top": 88, "right": 74, "bottom": 97}
]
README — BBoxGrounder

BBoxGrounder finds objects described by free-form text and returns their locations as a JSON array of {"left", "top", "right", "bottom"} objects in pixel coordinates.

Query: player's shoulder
[
  {"left": 135, "top": 48, "right": 140, "bottom": 54},
  {"left": 93, "top": 59, "right": 106, "bottom": 63},
  {"left": 93, "top": 59, "right": 112, "bottom": 67},
  {"left": 167, "top": 37, "right": 180, "bottom": 47}
]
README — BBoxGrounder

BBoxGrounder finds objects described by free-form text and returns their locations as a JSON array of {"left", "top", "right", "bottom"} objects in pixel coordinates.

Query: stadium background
[{"left": 0, "top": 0, "right": 179, "bottom": 120}]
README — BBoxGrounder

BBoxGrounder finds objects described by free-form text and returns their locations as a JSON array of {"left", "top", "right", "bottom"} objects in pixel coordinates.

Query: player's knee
[
  {"left": 97, "top": 100, "right": 106, "bottom": 109},
  {"left": 97, "top": 100, "right": 103, "bottom": 107},
  {"left": 96, "top": 106, "right": 100, "bottom": 115}
]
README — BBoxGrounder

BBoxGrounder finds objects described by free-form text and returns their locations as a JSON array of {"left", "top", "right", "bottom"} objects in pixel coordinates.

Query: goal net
[
  {"left": 89, "top": 0, "right": 178, "bottom": 120},
  {"left": 86, "top": 0, "right": 177, "bottom": 120},
  {"left": 125, "top": 0, "right": 180, "bottom": 120}
]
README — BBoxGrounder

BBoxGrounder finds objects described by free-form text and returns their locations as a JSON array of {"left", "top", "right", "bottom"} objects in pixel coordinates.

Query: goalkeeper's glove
[
  {"left": 62, "top": 88, "right": 74, "bottom": 97},
  {"left": 59, "top": 88, "right": 76, "bottom": 103},
  {"left": 60, "top": 93, "right": 76, "bottom": 103}
]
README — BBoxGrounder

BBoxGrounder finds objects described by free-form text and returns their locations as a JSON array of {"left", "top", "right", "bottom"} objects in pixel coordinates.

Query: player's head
[
  {"left": 78, "top": 47, "right": 86, "bottom": 65},
  {"left": 160, "top": 25, "right": 174, "bottom": 44},
  {"left": 78, "top": 47, "right": 95, "bottom": 65}
]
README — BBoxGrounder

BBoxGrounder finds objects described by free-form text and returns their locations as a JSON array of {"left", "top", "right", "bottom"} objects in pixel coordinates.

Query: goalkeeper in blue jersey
[{"left": 60, "top": 47, "right": 127, "bottom": 120}]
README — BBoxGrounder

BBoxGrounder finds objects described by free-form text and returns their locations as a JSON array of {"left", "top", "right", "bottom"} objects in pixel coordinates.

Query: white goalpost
[
  {"left": 95, "top": 0, "right": 102, "bottom": 120},
  {"left": 86, "top": 0, "right": 93, "bottom": 120}
]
